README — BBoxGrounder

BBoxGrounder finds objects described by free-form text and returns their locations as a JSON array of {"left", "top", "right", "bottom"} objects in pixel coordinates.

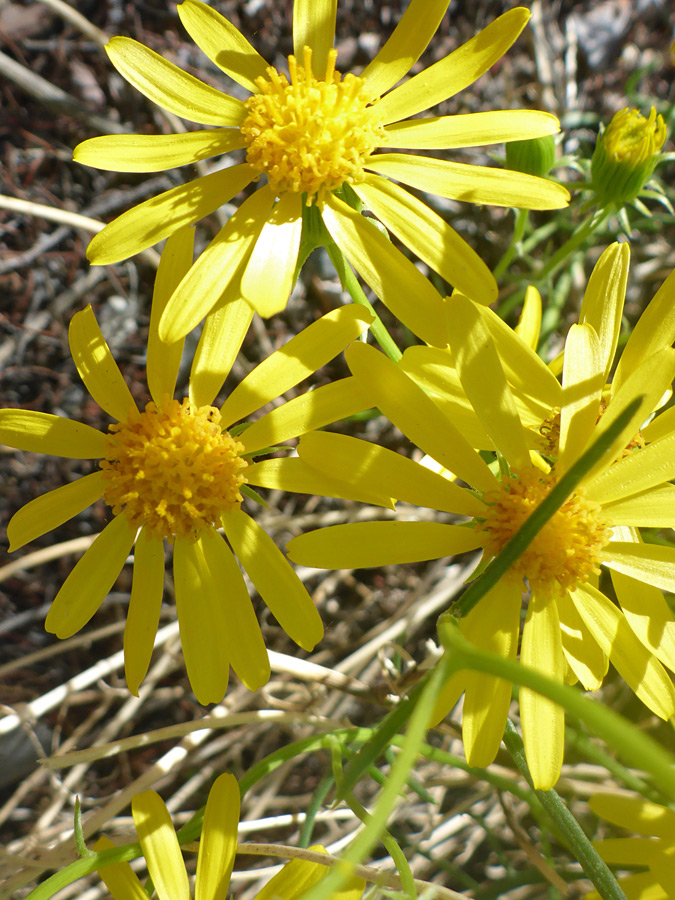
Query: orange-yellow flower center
[
  {"left": 475, "top": 467, "right": 611, "bottom": 596},
  {"left": 240, "top": 46, "right": 384, "bottom": 202},
  {"left": 100, "top": 397, "right": 247, "bottom": 542},
  {"left": 538, "top": 401, "right": 645, "bottom": 460}
]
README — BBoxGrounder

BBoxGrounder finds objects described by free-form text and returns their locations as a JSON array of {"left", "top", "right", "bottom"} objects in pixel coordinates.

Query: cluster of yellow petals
[
  {"left": 100, "top": 397, "right": 247, "bottom": 541},
  {"left": 241, "top": 46, "right": 385, "bottom": 202},
  {"left": 476, "top": 467, "right": 611, "bottom": 596}
]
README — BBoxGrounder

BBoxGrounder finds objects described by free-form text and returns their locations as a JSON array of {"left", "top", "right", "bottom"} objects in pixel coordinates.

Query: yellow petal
[
  {"left": 375, "top": 8, "right": 530, "bottom": 123},
  {"left": 105, "top": 36, "right": 245, "bottom": 126},
  {"left": 558, "top": 323, "right": 603, "bottom": 474},
  {"left": 557, "top": 590, "right": 608, "bottom": 691},
  {"left": 147, "top": 227, "right": 194, "bottom": 404},
  {"left": 578, "top": 242, "right": 629, "bottom": 383},
  {"left": 87, "top": 164, "right": 256, "bottom": 266},
  {"left": 69, "top": 306, "right": 135, "bottom": 422},
  {"left": 321, "top": 194, "right": 449, "bottom": 346},
  {"left": 590, "top": 793, "right": 675, "bottom": 837},
  {"left": 353, "top": 175, "right": 497, "bottom": 306},
  {"left": 602, "top": 484, "right": 675, "bottom": 527},
  {"left": 602, "top": 541, "right": 675, "bottom": 596},
  {"left": 382, "top": 109, "right": 560, "bottom": 150},
  {"left": 514, "top": 285, "right": 542, "bottom": 351},
  {"left": 366, "top": 153, "right": 570, "bottom": 210},
  {"left": 74, "top": 130, "right": 246, "bottom": 173},
  {"left": 44, "top": 516, "right": 136, "bottom": 639},
  {"left": 359, "top": 0, "right": 449, "bottom": 99},
  {"left": 287, "top": 520, "right": 483, "bottom": 569},
  {"left": 132, "top": 790, "right": 189, "bottom": 900},
  {"left": 220, "top": 304, "right": 372, "bottom": 426},
  {"left": 592, "top": 837, "right": 661, "bottom": 867},
  {"left": 159, "top": 185, "right": 274, "bottom": 343},
  {"left": 177, "top": 0, "right": 270, "bottom": 93},
  {"left": 612, "top": 566, "right": 675, "bottom": 674},
  {"left": 240, "top": 193, "right": 303, "bottom": 317},
  {"left": 222, "top": 508, "right": 323, "bottom": 651},
  {"left": 240, "top": 376, "right": 373, "bottom": 454},
  {"left": 293, "top": 0, "right": 337, "bottom": 76},
  {"left": 124, "top": 531, "right": 165, "bottom": 696},
  {"left": 195, "top": 772, "right": 239, "bottom": 900},
  {"left": 7, "top": 471, "right": 104, "bottom": 552},
  {"left": 189, "top": 298, "right": 254, "bottom": 408},
  {"left": 585, "top": 430, "right": 675, "bottom": 505},
  {"left": 246, "top": 456, "right": 392, "bottom": 507},
  {"left": 571, "top": 581, "right": 675, "bottom": 719},
  {"left": 520, "top": 592, "right": 565, "bottom": 790},
  {"left": 95, "top": 835, "right": 149, "bottom": 900},
  {"left": 345, "top": 340, "right": 497, "bottom": 492},
  {"left": 297, "top": 430, "right": 485, "bottom": 517},
  {"left": 643, "top": 404, "right": 675, "bottom": 443},
  {"left": 450, "top": 293, "right": 530, "bottom": 469},
  {"left": 461, "top": 581, "right": 522, "bottom": 768},
  {"left": 0, "top": 408, "right": 106, "bottom": 459}
]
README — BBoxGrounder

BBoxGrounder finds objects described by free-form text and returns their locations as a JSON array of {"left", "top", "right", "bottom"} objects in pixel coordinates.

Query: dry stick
[{"left": 35, "top": 0, "right": 109, "bottom": 45}]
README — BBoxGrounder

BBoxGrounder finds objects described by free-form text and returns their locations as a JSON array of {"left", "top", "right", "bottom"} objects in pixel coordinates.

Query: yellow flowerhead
[
  {"left": 95, "top": 773, "right": 365, "bottom": 900},
  {"left": 74, "top": 0, "right": 568, "bottom": 346},
  {"left": 286, "top": 296, "right": 675, "bottom": 790},
  {"left": 591, "top": 107, "right": 667, "bottom": 207},
  {"left": 0, "top": 229, "right": 377, "bottom": 704}
]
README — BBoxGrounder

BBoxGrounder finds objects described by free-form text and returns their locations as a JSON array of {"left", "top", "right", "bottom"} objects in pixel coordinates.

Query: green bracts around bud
[
  {"left": 505, "top": 133, "right": 556, "bottom": 177},
  {"left": 590, "top": 106, "right": 666, "bottom": 207}
]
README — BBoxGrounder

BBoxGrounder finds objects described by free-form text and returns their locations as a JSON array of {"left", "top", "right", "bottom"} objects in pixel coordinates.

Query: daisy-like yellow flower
[
  {"left": 586, "top": 793, "right": 675, "bottom": 900},
  {"left": 286, "top": 293, "right": 675, "bottom": 789},
  {"left": 95, "top": 772, "right": 365, "bottom": 900},
  {"left": 74, "top": 0, "right": 568, "bottom": 347},
  {"left": 0, "top": 229, "right": 379, "bottom": 705}
]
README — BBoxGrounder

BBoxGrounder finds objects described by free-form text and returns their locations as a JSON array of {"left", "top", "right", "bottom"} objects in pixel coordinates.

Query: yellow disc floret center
[
  {"left": 475, "top": 467, "right": 611, "bottom": 596},
  {"left": 100, "top": 397, "right": 247, "bottom": 542},
  {"left": 241, "top": 46, "right": 385, "bottom": 202}
]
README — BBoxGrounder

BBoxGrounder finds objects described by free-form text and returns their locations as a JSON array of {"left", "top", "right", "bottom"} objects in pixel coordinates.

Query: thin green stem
[
  {"left": 493, "top": 208, "right": 529, "bottom": 281},
  {"left": 533, "top": 206, "right": 612, "bottom": 283}
]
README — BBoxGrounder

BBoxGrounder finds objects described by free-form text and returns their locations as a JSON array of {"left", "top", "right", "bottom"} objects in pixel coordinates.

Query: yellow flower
[
  {"left": 0, "top": 229, "right": 378, "bottom": 705},
  {"left": 286, "top": 293, "right": 675, "bottom": 789},
  {"left": 74, "top": 0, "right": 568, "bottom": 346},
  {"left": 95, "top": 773, "right": 365, "bottom": 900},
  {"left": 586, "top": 793, "right": 675, "bottom": 900}
]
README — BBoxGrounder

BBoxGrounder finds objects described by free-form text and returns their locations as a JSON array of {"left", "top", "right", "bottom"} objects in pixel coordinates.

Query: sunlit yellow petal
[
  {"left": 159, "top": 185, "right": 274, "bottom": 344},
  {"left": 590, "top": 793, "right": 675, "bottom": 838},
  {"left": 0, "top": 408, "right": 106, "bottom": 459},
  {"left": 571, "top": 581, "right": 675, "bottom": 719},
  {"left": 87, "top": 164, "right": 256, "bottom": 266},
  {"left": 345, "top": 340, "right": 497, "bottom": 492},
  {"left": 69, "top": 306, "right": 135, "bottom": 421},
  {"left": 451, "top": 293, "right": 530, "bottom": 469},
  {"left": 514, "top": 285, "right": 542, "bottom": 351},
  {"left": 222, "top": 508, "right": 323, "bottom": 651},
  {"left": 74, "top": 131, "right": 246, "bottom": 173},
  {"left": 255, "top": 851, "right": 327, "bottom": 900},
  {"left": 359, "top": 0, "right": 450, "bottom": 99},
  {"left": 558, "top": 323, "right": 603, "bottom": 474},
  {"left": 643, "top": 404, "right": 675, "bottom": 443},
  {"left": 287, "top": 520, "right": 483, "bottom": 569},
  {"left": 321, "top": 194, "right": 448, "bottom": 346},
  {"left": 105, "top": 36, "right": 245, "bottom": 126},
  {"left": 177, "top": 0, "right": 270, "bottom": 93},
  {"left": 148, "top": 227, "right": 194, "bottom": 404},
  {"left": 45, "top": 516, "right": 135, "bottom": 639},
  {"left": 520, "top": 592, "right": 565, "bottom": 790},
  {"left": 293, "top": 0, "right": 336, "bottom": 76},
  {"left": 246, "top": 456, "right": 392, "bottom": 507},
  {"left": 585, "top": 430, "right": 675, "bottom": 505},
  {"left": 95, "top": 835, "right": 149, "bottom": 900},
  {"left": 382, "top": 110, "right": 559, "bottom": 150},
  {"left": 602, "top": 541, "right": 675, "bottom": 595},
  {"left": 297, "top": 430, "right": 485, "bottom": 517},
  {"left": 195, "top": 772, "right": 239, "bottom": 900},
  {"left": 557, "top": 590, "right": 608, "bottom": 690},
  {"left": 220, "top": 304, "right": 372, "bottom": 426},
  {"left": 240, "top": 193, "right": 303, "bottom": 317},
  {"left": 366, "top": 154, "right": 570, "bottom": 210},
  {"left": 375, "top": 8, "right": 530, "bottom": 123},
  {"left": 579, "top": 242, "right": 629, "bottom": 383},
  {"left": 592, "top": 837, "right": 661, "bottom": 867},
  {"left": 353, "top": 175, "right": 497, "bottom": 306},
  {"left": 241, "top": 376, "right": 373, "bottom": 454},
  {"left": 124, "top": 531, "right": 165, "bottom": 696},
  {"left": 601, "top": 484, "right": 675, "bottom": 527},
  {"left": 611, "top": 566, "right": 675, "bottom": 674},
  {"left": 7, "top": 472, "right": 104, "bottom": 552},
  {"left": 173, "top": 532, "right": 231, "bottom": 703},
  {"left": 189, "top": 298, "right": 254, "bottom": 408},
  {"left": 132, "top": 790, "right": 189, "bottom": 900}
]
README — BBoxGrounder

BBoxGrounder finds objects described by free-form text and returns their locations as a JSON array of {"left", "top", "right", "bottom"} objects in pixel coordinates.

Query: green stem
[
  {"left": 493, "top": 208, "right": 529, "bottom": 281},
  {"left": 326, "top": 242, "right": 402, "bottom": 362},
  {"left": 503, "top": 721, "right": 628, "bottom": 900},
  {"left": 534, "top": 206, "right": 612, "bottom": 283}
]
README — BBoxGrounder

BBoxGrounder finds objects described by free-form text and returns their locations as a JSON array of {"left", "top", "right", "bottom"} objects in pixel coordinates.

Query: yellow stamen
[{"left": 100, "top": 397, "right": 247, "bottom": 541}]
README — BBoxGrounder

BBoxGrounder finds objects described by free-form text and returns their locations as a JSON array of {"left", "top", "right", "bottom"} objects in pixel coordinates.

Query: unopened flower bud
[{"left": 505, "top": 134, "right": 556, "bottom": 178}]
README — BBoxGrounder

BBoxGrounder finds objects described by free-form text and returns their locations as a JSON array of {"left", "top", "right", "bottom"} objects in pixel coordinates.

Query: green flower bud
[
  {"left": 590, "top": 107, "right": 667, "bottom": 207},
  {"left": 505, "top": 134, "right": 556, "bottom": 177}
]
